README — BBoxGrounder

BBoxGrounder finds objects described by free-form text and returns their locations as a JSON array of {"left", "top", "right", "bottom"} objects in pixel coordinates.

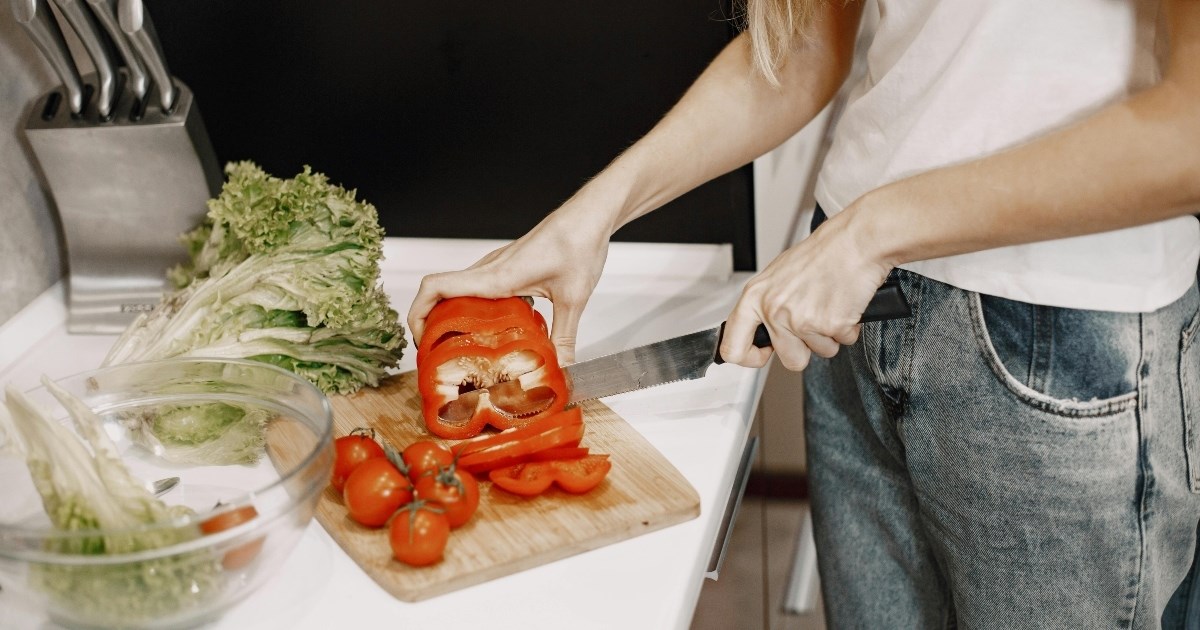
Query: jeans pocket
[
  {"left": 1182, "top": 308, "right": 1200, "bottom": 493},
  {"left": 970, "top": 292, "right": 1139, "bottom": 417}
]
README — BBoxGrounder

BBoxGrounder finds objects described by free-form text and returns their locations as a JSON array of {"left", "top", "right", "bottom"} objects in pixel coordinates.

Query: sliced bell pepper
[
  {"left": 417, "top": 297, "right": 569, "bottom": 439},
  {"left": 417, "top": 296, "right": 548, "bottom": 357},
  {"left": 488, "top": 454, "right": 612, "bottom": 496},
  {"left": 453, "top": 406, "right": 584, "bottom": 474}
]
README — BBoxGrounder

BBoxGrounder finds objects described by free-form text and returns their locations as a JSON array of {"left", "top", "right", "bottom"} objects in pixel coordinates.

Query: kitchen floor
[{"left": 690, "top": 497, "right": 827, "bottom": 630}]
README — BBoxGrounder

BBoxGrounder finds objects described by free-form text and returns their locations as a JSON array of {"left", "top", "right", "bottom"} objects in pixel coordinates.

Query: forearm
[
  {"left": 852, "top": 1, "right": 1200, "bottom": 268},
  {"left": 565, "top": 3, "right": 865, "bottom": 235}
]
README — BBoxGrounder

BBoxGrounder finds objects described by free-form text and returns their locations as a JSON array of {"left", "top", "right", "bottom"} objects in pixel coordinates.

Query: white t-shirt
[{"left": 813, "top": 0, "right": 1200, "bottom": 312}]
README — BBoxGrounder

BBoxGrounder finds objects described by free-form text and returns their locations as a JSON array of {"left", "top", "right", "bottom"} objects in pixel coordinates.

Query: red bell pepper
[
  {"left": 526, "top": 446, "right": 590, "bottom": 462},
  {"left": 452, "top": 406, "right": 584, "bottom": 473},
  {"left": 417, "top": 297, "right": 569, "bottom": 439},
  {"left": 488, "top": 454, "right": 612, "bottom": 496},
  {"left": 417, "top": 296, "right": 549, "bottom": 357}
]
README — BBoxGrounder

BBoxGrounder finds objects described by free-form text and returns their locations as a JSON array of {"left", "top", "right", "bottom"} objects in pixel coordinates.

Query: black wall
[{"left": 146, "top": 1, "right": 757, "bottom": 269}]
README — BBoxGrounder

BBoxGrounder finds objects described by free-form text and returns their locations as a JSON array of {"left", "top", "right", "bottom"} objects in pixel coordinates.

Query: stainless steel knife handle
[
  {"left": 117, "top": 0, "right": 175, "bottom": 112},
  {"left": 12, "top": 0, "right": 86, "bottom": 114},
  {"left": 53, "top": 0, "right": 117, "bottom": 118},
  {"left": 713, "top": 280, "right": 911, "bottom": 365},
  {"left": 86, "top": 0, "right": 148, "bottom": 99}
]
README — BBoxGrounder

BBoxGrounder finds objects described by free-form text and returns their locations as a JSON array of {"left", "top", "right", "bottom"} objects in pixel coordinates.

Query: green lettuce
[
  {"left": 102, "top": 161, "right": 406, "bottom": 395},
  {"left": 124, "top": 402, "right": 274, "bottom": 466}
]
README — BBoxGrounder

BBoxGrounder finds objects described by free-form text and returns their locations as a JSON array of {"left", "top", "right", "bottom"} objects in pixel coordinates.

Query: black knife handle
[
  {"left": 713, "top": 280, "right": 911, "bottom": 364},
  {"left": 861, "top": 280, "right": 911, "bottom": 323}
]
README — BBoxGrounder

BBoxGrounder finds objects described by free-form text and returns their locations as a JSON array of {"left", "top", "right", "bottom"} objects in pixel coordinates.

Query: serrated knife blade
[{"left": 564, "top": 326, "right": 722, "bottom": 403}]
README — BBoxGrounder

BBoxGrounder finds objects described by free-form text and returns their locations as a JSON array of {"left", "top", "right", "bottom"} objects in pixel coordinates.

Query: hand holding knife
[
  {"left": 712, "top": 280, "right": 909, "bottom": 364},
  {"left": 563, "top": 281, "right": 911, "bottom": 402}
]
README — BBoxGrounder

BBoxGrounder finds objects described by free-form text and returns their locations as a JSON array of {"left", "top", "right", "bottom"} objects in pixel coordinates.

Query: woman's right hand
[{"left": 407, "top": 201, "right": 612, "bottom": 364}]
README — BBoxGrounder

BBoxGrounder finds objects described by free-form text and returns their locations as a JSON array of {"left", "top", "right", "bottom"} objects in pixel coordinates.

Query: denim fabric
[{"left": 803, "top": 268, "right": 1200, "bottom": 629}]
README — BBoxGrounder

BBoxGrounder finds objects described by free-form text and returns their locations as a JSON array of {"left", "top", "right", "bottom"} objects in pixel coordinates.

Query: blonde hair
[{"left": 743, "top": 0, "right": 820, "bottom": 87}]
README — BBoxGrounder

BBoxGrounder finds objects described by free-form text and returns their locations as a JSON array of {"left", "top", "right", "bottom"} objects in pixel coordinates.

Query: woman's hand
[
  {"left": 407, "top": 202, "right": 611, "bottom": 364},
  {"left": 719, "top": 207, "right": 893, "bottom": 371}
]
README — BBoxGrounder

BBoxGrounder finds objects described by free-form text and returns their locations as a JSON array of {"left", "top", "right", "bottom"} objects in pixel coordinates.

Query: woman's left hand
[{"left": 719, "top": 208, "right": 893, "bottom": 371}]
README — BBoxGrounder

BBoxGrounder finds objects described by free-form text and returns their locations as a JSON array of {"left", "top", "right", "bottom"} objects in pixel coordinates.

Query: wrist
[
  {"left": 553, "top": 176, "right": 630, "bottom": 240},
  {"left": 564, "top": 151, "right": 661, "bottom": 235},
  {"left": 842, "top": 188, "right": 909, "bottom": 271}
]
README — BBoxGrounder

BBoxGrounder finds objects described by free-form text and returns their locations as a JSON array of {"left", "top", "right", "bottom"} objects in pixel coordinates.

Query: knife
[
  {"left": 11, "top": 0, "right": 86, "bottom": 115},
  {"left": 564, "top": 280, "right": 911, "bottom": 402},
  {"left": 442, "top": 281, "right": 911, "bottom": 417},
  {"left": 117, "top": 0, "right": 176, "bottom": 112},
  {"left": 86, "top": 0, "right": 148, "bottom": 100},
  {"left": 54, "top": 0, "right": 118, "bottom": 118}
]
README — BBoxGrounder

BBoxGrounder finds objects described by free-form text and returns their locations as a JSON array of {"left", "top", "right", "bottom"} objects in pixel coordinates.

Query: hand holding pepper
[{"left": 408, "top": 202, "right": 613, "bottom": 365}]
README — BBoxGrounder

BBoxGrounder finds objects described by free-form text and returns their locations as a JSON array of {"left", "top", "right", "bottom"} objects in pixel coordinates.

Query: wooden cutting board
[{"left": 288, "top": 370, "right": 700, "bottom": 602}]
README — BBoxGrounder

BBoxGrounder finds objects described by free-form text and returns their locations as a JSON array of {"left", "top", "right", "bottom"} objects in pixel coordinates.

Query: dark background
[{"left": 146, "top": 1, "right": 757, "bottom": 269}]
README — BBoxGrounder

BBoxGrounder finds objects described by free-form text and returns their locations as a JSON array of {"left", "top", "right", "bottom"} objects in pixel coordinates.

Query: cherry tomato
[
  {"left": 402, "top": 440, "right": 455, "bottom": 481},
  {"left": 343, "top": 458, "right": 413, "bottom": 527},
  {"left": 331, "top": 428, "right": 386, "bottom": 493},
  {"left": 199, "top": 505, "right": 264, "bottom": 569},
  {"left": 388, "top": 502, "right": 451, "bottom": 567},
  {"left": 413, "top": 466, "right": 480, "bottom": 528}
]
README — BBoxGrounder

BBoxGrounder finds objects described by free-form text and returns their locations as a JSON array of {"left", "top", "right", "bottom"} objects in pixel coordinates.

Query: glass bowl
[{"left": 0, "top": 358, "right": 334, "bottom": 629}]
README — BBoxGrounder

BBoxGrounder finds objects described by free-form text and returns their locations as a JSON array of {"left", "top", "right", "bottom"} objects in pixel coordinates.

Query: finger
[
  {"left": 737, "top": 345, "right": 775, "bottom": 369},
  {"left": 549, "top": 300, "right": 586, "bottom": 364},
  {"left": 407, "top": 277, "right": 442, "bottom": 346},
  {"left": 832, "top": 323, "right": 862, "bottom": 347},
  {"left": 798, "top": 331, "right": 840, "bottom": 360},
  {"left": 407, "top": 271, "right": 508, "bottom": 345},
  {"left": 771, "top": 340, "right": 813, "bottom": 371},
  {"left": 719, "top": 311, "right": 767, "bottom": 367},
  {"left": 763, "top": 323, "right": 813, "bottom": 371}
]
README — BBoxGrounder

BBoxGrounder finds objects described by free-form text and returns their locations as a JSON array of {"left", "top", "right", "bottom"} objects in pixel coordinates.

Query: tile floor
[{"left": 690, "top": 498, "right": 827, "bottom": 630}]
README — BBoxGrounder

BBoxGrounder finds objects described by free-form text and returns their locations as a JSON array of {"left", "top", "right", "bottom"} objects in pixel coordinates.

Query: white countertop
[{"left": 0, "top": 237, "right": 768, "bottom": 630}]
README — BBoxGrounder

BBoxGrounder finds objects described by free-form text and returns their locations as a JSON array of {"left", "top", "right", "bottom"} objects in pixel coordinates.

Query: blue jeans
[{"left": 804, "top": 269, "right": 1200, "bottom": 629}]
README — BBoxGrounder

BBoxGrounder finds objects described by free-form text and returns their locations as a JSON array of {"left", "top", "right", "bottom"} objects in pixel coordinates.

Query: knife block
[{"left": 23, "top": 72, "right": 221, "bottom": 334}]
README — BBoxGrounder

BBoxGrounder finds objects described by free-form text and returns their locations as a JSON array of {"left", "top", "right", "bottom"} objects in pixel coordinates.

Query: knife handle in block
[{"left": 714, "top": 280, "right": 911, "bottom": 364}]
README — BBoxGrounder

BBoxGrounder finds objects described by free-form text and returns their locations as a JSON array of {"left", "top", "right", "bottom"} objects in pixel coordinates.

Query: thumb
[{"left": 549, "top": 301, "right": 584, "bottom": 365}]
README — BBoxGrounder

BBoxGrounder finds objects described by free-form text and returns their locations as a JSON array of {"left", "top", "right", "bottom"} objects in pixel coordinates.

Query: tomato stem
[
  {"left": 397, "top": 500, "right": 445, "bottom": 544},
  {"left": 434, "top": 465, "right": 467, "bottom": 495},
  {"left": 382, "top": 441, "right": 411, "bottom": 477}
]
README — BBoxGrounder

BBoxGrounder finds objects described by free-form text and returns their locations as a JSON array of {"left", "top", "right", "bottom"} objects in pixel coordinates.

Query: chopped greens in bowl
[{"left": 0, "top": 358, "right": 333, "bottom": 629}]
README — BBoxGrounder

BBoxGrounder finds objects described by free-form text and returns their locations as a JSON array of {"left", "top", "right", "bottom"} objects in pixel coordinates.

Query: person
[{"left": 409, "top": 0, "right": 1200, "bottom": 627}]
